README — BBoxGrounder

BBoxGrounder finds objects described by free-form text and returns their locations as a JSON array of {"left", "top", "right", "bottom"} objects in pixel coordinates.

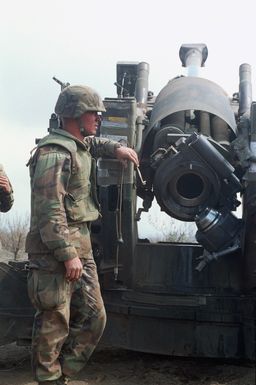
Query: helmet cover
[{"left": 55, "top": 85, "right": 106, "bottom": 118}]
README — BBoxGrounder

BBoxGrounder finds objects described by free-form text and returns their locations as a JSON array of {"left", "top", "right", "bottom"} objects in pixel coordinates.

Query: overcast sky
[{"left": 1, "top": 0, "right": 256, "bottom": 221}]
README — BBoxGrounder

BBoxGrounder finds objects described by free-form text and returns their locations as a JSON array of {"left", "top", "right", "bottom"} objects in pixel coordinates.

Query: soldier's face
[{"left": 80, "top": 112, "right": 101, "bottom": 136}]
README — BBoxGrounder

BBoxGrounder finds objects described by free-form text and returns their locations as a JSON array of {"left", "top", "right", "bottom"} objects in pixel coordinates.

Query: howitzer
[
  {"left": 0, "top": 44, "right": 255, "bottom": 360},
  {"left": 95, "top": 44, "right": 256, "bottom": 359}
]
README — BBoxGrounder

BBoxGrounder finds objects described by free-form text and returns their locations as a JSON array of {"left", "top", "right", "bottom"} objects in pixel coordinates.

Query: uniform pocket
[
  {"left": 64, "top": 190, "right": 99, "bottom": 222},
  {"left": 64, "top": 191, "right": 87, "bottom": 222},
  {"left": 27, "top": 269, "right": 68, "bottom": 310}
]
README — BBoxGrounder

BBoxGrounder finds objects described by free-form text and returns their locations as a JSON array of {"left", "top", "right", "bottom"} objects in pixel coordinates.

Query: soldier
[
  {"left": 26, "top": 85, "right": 139, "bottom": 385},
  {"left": 0, "top": 164, "right": 14, "bottom": 212}
]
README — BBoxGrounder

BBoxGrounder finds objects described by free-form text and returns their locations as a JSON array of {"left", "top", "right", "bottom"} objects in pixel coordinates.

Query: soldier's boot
[
  {"left": 38, "top": 382, "right": 58, "bottom": 385},
  {"left": 38, "top": 376, "right": 70, "bottom": 385},
  {"left": 56, "top": 375, "right": 70, "bottom": 385},
  {"left": 38, "top": 375, "right": 70, "bottom": 385}
]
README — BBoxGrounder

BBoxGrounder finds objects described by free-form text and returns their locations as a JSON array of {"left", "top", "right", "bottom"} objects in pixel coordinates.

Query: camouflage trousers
[{"left": 27, "top": 256, "right": 106, "bottom": 383}]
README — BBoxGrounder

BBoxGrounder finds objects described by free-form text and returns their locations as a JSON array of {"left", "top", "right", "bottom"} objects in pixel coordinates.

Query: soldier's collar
[{"left": 51, "top": 129, "right": 87, "bottom": 149}]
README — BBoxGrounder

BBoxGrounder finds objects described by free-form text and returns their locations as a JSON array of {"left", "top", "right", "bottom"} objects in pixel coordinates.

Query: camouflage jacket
[
  {"left": 0, "top": 165, "right": 14, "bottom": 212},
  {"left": 26, "top": 128, "right": 120, "bottom": 262}
]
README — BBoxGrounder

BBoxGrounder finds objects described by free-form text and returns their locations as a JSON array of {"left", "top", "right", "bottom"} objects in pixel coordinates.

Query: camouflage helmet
[{"left": 54, "top": 85, "right": 106, "bottom": 118}]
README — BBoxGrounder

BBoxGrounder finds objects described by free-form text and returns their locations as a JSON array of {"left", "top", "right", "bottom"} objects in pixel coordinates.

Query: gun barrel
[
  {"left": 135, "top": 62, "right": 149, "bottom": 107},
  {"left": 238, "top": 63, "right": 252, "bottom": 116}
]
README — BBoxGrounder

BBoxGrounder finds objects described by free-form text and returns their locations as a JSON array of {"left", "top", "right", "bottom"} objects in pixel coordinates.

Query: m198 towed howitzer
[{"left": 0, "top": 44, "right": 255, "bottom": 359}]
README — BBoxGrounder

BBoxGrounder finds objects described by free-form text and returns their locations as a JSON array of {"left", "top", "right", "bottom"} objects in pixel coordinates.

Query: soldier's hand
[
  {"left": 115, "top": 146, "right": 139, "bottom": 167},
  {"left": 64, "top": 257, "right": 83, "bottom": 281},
  {"left": 0, "top": 176, "right": 12, "bottom": 193}
]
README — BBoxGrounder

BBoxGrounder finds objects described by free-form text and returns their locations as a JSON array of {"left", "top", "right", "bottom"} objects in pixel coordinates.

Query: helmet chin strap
[
  {"left": 78, "top": 118, "right": 88, "bottom": 137},
  {"left": 80, "top": 127, "right": 87, "bottom": 136}
]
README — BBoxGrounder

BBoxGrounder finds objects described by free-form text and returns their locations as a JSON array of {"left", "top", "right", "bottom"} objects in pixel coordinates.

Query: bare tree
[
  {"left": 147, "top": 210, "right": 196, "bottom": 243},
  {"left": 0, "top": 213, "right": 29, "bottom": 260}
]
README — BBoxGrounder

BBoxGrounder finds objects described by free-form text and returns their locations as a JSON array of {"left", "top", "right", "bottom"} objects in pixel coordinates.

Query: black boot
[
  {"left": 38, "top": 374, "right": 70, "bottom": 385},
  {"left": 56, "top": 375, "right": 70, "bottom": 385},
  {"left": 38, "top": 381, "right": 57, "bottom": 385}
]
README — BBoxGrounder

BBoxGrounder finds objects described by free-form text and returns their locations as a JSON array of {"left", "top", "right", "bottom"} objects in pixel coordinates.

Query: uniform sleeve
[
  {"left": 0, "top": 165, "right": 14, "bottom": 213},
  {"left": 0, "top": 188, "right": 14, "bottom": 212},
  {"left": 32, "top": 148, "right": 78, "bottom": 262},
  {"left": 85, "top": 136, "right": 122, "bottom": 159}
]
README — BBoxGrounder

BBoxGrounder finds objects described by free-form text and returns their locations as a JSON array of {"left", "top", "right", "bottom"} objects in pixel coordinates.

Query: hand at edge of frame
[{"left": 0, "top": 176, "right": 12, "bottom": 193}]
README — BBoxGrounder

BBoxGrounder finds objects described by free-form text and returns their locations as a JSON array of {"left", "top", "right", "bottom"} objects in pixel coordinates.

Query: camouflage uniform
[
  {"left": 26, "top": 128, "right": 120, "bottom": 383},
  {"left": 0, "top": 164, "right": 14, "bottom": 212}
]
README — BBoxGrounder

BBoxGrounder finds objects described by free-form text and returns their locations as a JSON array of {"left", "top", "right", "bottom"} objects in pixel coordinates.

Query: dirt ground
[{"left": 0, "top": 344, "right": 254, "bottom": 385}]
